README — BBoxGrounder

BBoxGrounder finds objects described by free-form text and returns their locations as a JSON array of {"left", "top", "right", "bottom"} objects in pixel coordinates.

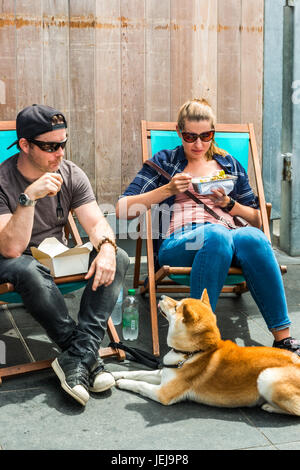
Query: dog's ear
[
  {"left": 182, "top": 303, "right": 197, "bottom": 324},
  {"left": 200, "top": 288, "right": 211, "bottom": 307}
]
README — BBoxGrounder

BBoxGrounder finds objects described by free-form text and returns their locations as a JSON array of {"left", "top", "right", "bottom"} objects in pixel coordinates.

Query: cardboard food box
[{"left": 31, "top": 237, "right": 93, "bottom": 277}]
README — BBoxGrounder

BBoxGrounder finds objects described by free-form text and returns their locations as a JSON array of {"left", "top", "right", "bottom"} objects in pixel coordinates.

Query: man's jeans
[
  {"left": 159, "top": 223, "right": 291, "bottom": 332},
  {"left": 0, "top": 248, "right": 129, "bottom": 366}
]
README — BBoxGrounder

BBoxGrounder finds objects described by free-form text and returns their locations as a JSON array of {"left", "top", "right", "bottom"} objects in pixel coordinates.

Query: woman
[{"left": 117, "top": 98, "right": 300, "bottom": 355}]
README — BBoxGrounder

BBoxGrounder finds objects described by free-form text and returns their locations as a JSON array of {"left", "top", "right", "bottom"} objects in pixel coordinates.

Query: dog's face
[{"left": 158, "top": 289, "right": 221, "bottom": 352}]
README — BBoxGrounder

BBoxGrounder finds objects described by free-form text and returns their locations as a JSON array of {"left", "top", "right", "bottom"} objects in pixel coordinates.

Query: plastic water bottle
[
  {"left": 122, "top": 289, "right": 139, "bottom": 341},
  {"left": 111, "top": 288, "right": 123, "bottom": 325}
]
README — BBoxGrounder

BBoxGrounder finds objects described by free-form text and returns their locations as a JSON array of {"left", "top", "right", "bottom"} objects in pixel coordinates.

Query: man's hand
[
  {"left": 0, "top": 173, "right": 64, "bottom": 258},
  {"left": 25, "top": 172, "right": 63, "bottom": 200},
  {"left": 85, "top": 243, "right": 116, "bottom": 291}
]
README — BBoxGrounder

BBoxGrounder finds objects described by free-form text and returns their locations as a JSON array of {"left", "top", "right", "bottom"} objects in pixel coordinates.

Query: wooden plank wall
[{"left": 0, "top": 0, "right": 264, "bottom": 205}]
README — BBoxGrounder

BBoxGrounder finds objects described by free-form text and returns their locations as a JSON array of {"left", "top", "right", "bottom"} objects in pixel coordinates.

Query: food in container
[{"left": 191, "top": 170, "right": 237, "bottom": 195}]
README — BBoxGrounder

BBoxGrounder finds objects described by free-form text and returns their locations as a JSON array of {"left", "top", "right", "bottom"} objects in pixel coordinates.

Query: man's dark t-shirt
[{"left": 0, "top": 154, "right": 95, "bottom": 254}]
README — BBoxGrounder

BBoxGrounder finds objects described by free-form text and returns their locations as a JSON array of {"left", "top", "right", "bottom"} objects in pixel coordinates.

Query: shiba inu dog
[{"left": 112, "top": 289, "right": 300, "bottom": 415}]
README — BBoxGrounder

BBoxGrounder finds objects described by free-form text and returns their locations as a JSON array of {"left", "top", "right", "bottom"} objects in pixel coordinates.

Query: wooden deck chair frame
[
  {"left": 133, "top": 121, "right": 287, "bottom": 357},
  {"left": 0, "top": 121, "right": 125, "bottom": 384}
]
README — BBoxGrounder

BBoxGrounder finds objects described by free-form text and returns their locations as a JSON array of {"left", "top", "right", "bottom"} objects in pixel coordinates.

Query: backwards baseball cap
[{"left": 7, "top": 104, "right": 67, "bottom": 150}]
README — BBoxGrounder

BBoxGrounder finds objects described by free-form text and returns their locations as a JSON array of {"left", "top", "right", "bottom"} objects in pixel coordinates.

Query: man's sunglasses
[
  {"left": 180, "top": 130, "right": 215, "bottom": 143},
  {"left": 27, "top": 138, "right": 68, "bottom": 153}
]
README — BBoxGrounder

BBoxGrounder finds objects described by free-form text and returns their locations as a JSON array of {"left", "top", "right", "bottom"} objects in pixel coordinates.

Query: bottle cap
[{"left": 128, "top": 289, "right": 135, "bottom": 295}]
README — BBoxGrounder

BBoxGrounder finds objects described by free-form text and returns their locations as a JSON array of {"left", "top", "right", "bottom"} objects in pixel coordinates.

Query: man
[{"left": 0, "top": 104, "right": 129, "bottom": 406}]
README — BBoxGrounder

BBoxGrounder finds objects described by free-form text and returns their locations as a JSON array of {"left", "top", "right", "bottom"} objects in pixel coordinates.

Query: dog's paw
[
  {"left": 111, "top": 371, "right": 127, "bottom": 380},
  {"left": 115, "top": 379, "right": 132, "bottom": 390}
]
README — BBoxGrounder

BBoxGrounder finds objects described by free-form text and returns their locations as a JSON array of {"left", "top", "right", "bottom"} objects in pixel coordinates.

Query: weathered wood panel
[
  {"left": 120, "top": 1, "right": 146, "bottom": 190},
  {"left": 145, "top": 0, "right": 170, "bottom": 122},
  {"left": 0, "top": 0, "right": 16, "bottom": 118},
  {"left": 15, "top": 0, "right": 43, "bottom": 109},
  {"left": 69, "top": 0, "right": 96, "bottom": 190},
  {"left": 193, "top": 0, "right": 218, "bottom": 112},
  {"left": 42, "top": 0, "right": 69, "bottom": 116},
  {"left": 241, "top": 0, "right": 264, "bottom": 188},
  {"left": 0, "top": 0, "right": 264, "bottom": 205},
  {"left": 95, "top": 1, "right": 121, "bottom": 205},
  {"left": 217, "top": 0, "right": 241, "bottom": 124},
  {"left": 170, "top": 0, "right": 219, "bottom": 121},
  {"left": 170, "top": 0, "right": 195, "bottom": 119}
]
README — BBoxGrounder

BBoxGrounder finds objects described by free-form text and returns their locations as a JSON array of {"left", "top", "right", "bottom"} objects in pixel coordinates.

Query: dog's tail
[{"left": 258, "top": 364, "right": 300, "bottom": 415}]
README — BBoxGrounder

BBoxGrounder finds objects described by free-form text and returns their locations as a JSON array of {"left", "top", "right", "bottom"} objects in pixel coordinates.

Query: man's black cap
[{"left": 7, "top": 104, "right": 67, "bottom": 150}]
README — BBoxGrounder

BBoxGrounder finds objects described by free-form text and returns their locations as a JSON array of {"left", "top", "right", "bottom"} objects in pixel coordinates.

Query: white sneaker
[
  {"left": 89, "top": 356, "right": 115, "bottom": 393},
  {"left": 51, "top": 352, "right": 90, "bottom": 406}
]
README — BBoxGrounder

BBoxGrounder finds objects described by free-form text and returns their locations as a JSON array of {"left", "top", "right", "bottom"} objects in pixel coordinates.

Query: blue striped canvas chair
[
  {"left": 0, "top": 121, "right": 124, "bottom": 384},
  {"left": 134, "top": 121, "right": 286, "bottom": 356}
]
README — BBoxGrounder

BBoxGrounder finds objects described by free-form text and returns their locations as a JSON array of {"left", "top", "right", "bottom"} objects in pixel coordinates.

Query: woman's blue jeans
[{"left": 158, "top": 223, "right": 291, "bottom": 332}]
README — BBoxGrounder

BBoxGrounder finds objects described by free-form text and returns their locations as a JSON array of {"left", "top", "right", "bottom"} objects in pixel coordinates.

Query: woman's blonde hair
[{"left": 177, "top": 98, "right": 227, "bottom": 160}]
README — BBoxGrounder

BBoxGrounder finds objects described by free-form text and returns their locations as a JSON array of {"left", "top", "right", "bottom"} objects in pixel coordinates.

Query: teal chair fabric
[
  {"left": 0, "top": 129, "right": 18, "bottom": 163},
  {"left": 0, "top": 282, "right": 86, "bottom": 304},
  {"left": 150, "top": 130, "right": 249, "bottom": 170},
  {"left": 150, "top": 130, "right": 250, "bottom": 286}
]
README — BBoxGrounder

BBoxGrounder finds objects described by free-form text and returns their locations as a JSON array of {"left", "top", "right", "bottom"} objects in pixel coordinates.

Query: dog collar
[{"left": 161, "top": 348, "right": 203, "bottom": 369}]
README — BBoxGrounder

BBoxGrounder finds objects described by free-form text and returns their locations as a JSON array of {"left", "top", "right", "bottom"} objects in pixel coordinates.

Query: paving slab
[{"left": 1, "top": 249, "right": 300, "bottom": 451}]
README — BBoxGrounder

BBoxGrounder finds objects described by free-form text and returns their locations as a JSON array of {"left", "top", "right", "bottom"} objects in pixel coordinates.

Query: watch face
[{"left": 19, "top": 193, "right": 28, "bottom": 205}]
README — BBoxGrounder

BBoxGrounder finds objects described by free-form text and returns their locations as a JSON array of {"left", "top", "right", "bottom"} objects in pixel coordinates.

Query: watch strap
[{"left": 223, "top": 197, "right": 236, "bottom": 213}]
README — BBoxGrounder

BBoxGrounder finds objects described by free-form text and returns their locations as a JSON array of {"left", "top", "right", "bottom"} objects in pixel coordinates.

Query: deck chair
[
  {"left": 134, "top": 121, "right": 287, "bottom": 356},
  {"left": 0, "top": 121, "right": 125, "bottom": 384}
]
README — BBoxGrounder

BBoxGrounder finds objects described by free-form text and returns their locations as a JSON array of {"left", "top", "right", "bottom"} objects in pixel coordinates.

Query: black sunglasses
[
  {"left": 27, "top": 137, "right": 68, "bottom": 153},
  {"left": 180, "top": 130, "right": 215, "bottom": 143}
]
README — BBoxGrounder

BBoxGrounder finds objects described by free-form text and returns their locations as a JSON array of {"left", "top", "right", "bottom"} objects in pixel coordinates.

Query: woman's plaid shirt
[{"left": 121, "top": 145, "right": 259, "bottom": 264}]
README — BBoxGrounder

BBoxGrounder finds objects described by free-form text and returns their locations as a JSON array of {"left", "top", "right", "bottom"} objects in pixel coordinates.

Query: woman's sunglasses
[
  {"left": 180, "top": 130, "right": 215, "bottom": 143},
  {"left": 27, "top": 138, "right": 68, "bottom": 153}
]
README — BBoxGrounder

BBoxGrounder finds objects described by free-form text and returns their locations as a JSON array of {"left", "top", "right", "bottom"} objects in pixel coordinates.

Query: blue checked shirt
[{"left": 121, "top": 145, "right": 259, "bottom": 265}]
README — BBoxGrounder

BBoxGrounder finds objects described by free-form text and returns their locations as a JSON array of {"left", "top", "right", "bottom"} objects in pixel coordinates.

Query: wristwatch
[
  {"left": 18, "top": 193, "right": 37, "bottom": 207},
  {"left": 223, "top": 197, "right": 236, "bottom": 213}
]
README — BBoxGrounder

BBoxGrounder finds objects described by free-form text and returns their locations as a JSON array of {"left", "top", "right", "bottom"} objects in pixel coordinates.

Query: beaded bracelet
[{"left": 97, "top": 237, "right": 118, "bottom": 254}]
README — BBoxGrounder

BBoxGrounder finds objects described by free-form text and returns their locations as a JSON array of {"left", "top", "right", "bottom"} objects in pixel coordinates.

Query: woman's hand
[
  {"left": 207, "top": 187, "right": 230, "bottom": 208},
  {"left": 167, "top": 173, "right": 192, "bottom": 195},
  {"left": 208, "top": 187, "right": 262, "bottom": 227}
]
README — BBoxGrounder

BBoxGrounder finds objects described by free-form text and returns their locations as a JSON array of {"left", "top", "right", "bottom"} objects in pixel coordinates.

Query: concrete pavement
[{"left": 1, "top": 246, "right": 300, "bottom": 450}]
